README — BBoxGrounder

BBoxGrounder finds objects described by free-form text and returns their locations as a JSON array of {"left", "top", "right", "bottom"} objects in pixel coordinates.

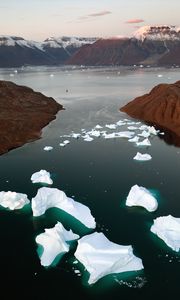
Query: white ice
[
  {"left": 133, "top": 152, "right": 152, "bottom": 161},
  {"left": 150, "top": 215, "right": 180, "bottom": 252},
  {"left": 44, "top": 146, "right": 53, "bottom": 151},
  {"left": 95, "top": 125, "right": 103, "bottom": 129},
  {"left": 0, "top": 191, "right": 30, "bottom": 210},
  {"left": 71, "top": 133, "right": 81, "bottom": 139},
  {"left": 74, "top": 232, "right": 143, "bottom": 285},
  {"left": 128, "top": 136, "right": 139, "bottom": 143},
  {"left": 138, "top": 131, "right": 150, "bottom": 138},
  {"left": 136, "top": 138, "right": 151, "bottom": 147},
  {"left": 105, "top": 124, "right": 117, "bottom": 129},
  {"left": 31, "top": 170, "right": 53, "bottom": 185},
  {"left": 31, "top": 187, "right": 96, "bottom": 228},
  {"left": 36, "top": 222, "right": 79, "bottom": 267},
  {"left": 126, "top": 185, "right": 158, "bottom": 212}
]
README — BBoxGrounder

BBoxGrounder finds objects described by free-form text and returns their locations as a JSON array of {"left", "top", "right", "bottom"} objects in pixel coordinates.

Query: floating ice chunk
[
  {"left": 83, "top": 135, "right": 94, "bottom": 142},
  {"left": 133, "top": 152, "right": 152, "bottom": 161},
  {"left": 59, "top": 140, "right": 70, "bottom": 147},
  {"left": 44, "top": 146, "right": 53, "bottom": 151},
  {"left": 95, "top": 124, "right": 103, "bottom": 129},
  {"left": 103, "top": 132, "right": 116, "bottom": 139},
  {"left": 0, "top": 191, "right": 30, "bottom": 210},
  {"left": 128, "top": 136, "right": 139, "bottom": 143},
  {"left": 136, "top": 138, "right": 151, "bottom": 147},
  {"left": 150, "top": 215, "right": 180, "bottom": 252},
  {"left": 105, "top": 124, "right": 117, "bottom": 129},
  {"left": 87, "top": 130, "right": 101, "bottom": 137},
  {"left": 157, "top": 74, "right": 163, "bottom": 78},
  {"left": 138, "top": 130, "right": 150, "bottom": 138},
  {"left": 71, "top": 133, "right": 81, "bottom": 139},
  {"left": 126, "top": 185, "right": 158, "bottom": 212},
  {"left": 148, "top": 126, "right": 158, "bottom": 135},
  {"left": 139, "top": 125, "right": 149, "bottom": 131},
  {"left": 63, "top": 140, "right": 70, "bottom": 145},
  {"left": 50, "top": 74, "right": 54, "bottom": 77},
  {"left": 31, "top": 187, "right": 96, "bottom": 229},
  {"left": 128, "top": 126, "right": 138, "bottom": 130},
  {"left": 36, "top": 222, "right": 79, "bottom": 267},
  {"left": 127, "top": 122, "right": 136, "bottom": 125},
  {"left": 31, "top": 170, "right": 53, "bottom": 185},
  {"left": 74, "top": 232, "right": 143, "bottom": 285},
  {"left": 116, "top": 120, "right": 126, "bottom": 126},
  {"left": 116, "top": 131, "right": 135, "bottom": 138}
]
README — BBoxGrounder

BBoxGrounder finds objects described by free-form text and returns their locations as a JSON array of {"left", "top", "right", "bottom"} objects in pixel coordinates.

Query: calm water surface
[{"left": 0, "top": 66, "right": 180, "bottom": 299}]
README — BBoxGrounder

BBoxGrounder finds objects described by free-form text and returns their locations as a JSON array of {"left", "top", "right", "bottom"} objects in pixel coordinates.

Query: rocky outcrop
[
  {"left": 120, "top": 81, "right": 180, "bottom": 136},
  {"left": 0, "top": 80, "right": 62, "bottom": 154}
]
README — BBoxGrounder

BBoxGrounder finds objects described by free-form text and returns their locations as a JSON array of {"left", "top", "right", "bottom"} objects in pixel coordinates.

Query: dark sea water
[{"left": 0, "top": 66, "right": 180, "bottom": 299}]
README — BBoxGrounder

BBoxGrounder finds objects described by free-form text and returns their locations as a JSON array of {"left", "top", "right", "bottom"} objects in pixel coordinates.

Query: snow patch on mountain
[{"left": 0, "top": 35, "right": 44, "bottom": 50}]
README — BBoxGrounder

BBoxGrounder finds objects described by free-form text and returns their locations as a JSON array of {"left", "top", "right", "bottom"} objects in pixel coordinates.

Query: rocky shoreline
[{"left": 0, "top": 80, "right": 62, "bottom": 154}]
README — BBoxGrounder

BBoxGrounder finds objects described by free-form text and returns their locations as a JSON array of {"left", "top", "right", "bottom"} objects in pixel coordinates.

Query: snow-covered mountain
[
  {"left": 133, "top": 25, "right": 180, "bottom": 41},
  {"left": 0, "top": 35, "right": 97, "bottom": 67}
]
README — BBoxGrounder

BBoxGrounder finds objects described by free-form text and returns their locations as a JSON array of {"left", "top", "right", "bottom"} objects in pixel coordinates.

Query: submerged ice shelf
[
  {"left": 36, "top": 222, "right": 79, "bottom": 266},
  {"left": 74, "top": 232, "right": 144, "bottom": 285},
  {"left": 31, "top": 187, "right": 96, "bottom": 229}
]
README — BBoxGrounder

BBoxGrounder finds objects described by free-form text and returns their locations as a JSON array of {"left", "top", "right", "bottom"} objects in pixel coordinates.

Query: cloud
[
  {"left": 88, "top": 11, "right": 111, "bottom": 17},
  {"left": 125, "top": 19, "right": 144, "bottom": 24}
]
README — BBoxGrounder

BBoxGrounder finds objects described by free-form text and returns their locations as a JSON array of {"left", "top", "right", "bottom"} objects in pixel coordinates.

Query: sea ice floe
[
  {"left": 36, "top": 222, "right": 79, "bottom": 267},
  {"left": 150, "top": 215, "right": 180, "bottom": 252},
  {"left": 87, "top": 130, "right": 101, "bottom": 137},
  {"left": 133, "top": 152, "right": 152, "bottom": 161},
  {"left": 136, "top": 138, "right": 151, "bottom": 147},
  {"left": 31, "top": 169, "right": 53, "bottom": 185},
  {"left": 116, "top": 120, "right": 126, "bottom": 126},
  {"left": 0, "top": 191, "right": 30, "bottom": 210},
  {"left": 44, "top": 146, "right": 53, "bottom": 151},
  {"left": 126, "top": 185, "right": 158, "bottom": 212},
  {"left": 31, "top": 187, "right": 96, "bottom": 229},
  {"left": 74, "top": 232, "right": 143, "bottom": 285}
]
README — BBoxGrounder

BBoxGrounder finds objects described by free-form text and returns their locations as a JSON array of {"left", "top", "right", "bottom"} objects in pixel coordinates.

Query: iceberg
[
  {"left": 31, "top": 169, "right": 53, "bottom": 185},
  {"left": 126, "top": 185, "right": 158, "bottom": 212},
  {"left": 150, "top": 215, "right": 180, "bottom": 252},
  {"left": 31, "top": 187, "right": 96, "bottom": 229},
  {"left": 36, "top": 222, "right": 79, "bottom": 267},
  {"left": 127, "top": 126, "right": 138, "bottom": 130},
  {"left": 83, "top": 135, "right": 94, "bottom": 142},
  {"left": 133, "top": 152, "right": 152, "bottom": 161},
  {"left": 95, "top": 124, "right": 103, "bottom": 129},
  {"left": 0, "top": 191, "right": 30, "bottom": 210},
  {"left": 74, "top": 232, "right": 143, "bottom": 285}
]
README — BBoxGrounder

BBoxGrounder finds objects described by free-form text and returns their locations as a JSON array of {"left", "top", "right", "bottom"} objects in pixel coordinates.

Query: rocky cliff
[
  {"left": 120, "top": 80, "right": 180, "bottom": 136},
  {"left": 0, "top": 80, "right": 62, "bottom": 154}
]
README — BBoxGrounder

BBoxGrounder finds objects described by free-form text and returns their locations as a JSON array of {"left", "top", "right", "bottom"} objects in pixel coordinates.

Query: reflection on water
[{"left": 0, "top": 66, "right": 180, "bottom": 298}]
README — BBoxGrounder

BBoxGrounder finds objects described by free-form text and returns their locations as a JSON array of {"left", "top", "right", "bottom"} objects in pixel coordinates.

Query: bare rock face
[
  {"left": 120, "top": 81, "right": 180, "bottom": 136},
  {"left": 0, "top": 80, "right": 63, "bottom": 154}
]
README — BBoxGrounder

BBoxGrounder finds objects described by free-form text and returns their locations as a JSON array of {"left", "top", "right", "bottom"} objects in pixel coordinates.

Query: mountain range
[{"left": 0, "top": 26, "right": 179, "bottom": 67}]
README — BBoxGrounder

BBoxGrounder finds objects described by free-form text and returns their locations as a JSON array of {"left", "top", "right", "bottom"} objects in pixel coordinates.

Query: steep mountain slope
[{"left": 67, "top": 26, "right": 180, "bottom": 66}]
